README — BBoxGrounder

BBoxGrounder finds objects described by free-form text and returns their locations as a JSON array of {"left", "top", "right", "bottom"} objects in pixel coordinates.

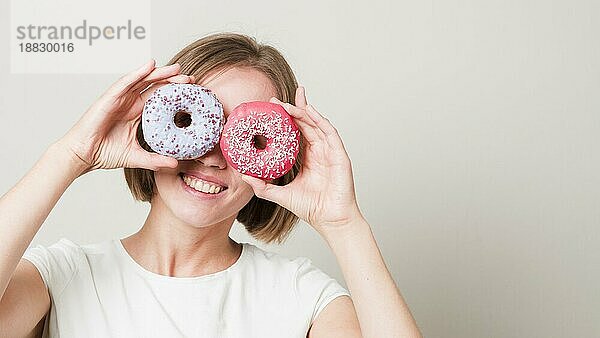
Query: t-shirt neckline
[{"left": 113, "top": 238, "right": 248, "bottom": 283}]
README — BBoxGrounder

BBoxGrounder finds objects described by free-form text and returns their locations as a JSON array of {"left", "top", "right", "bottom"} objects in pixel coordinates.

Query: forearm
[
  {"left": 322, "top": 217, "right": 422, "bottom": 338},
  {"left": 0, "top": 141, "right": 87, "bottom": 300}
]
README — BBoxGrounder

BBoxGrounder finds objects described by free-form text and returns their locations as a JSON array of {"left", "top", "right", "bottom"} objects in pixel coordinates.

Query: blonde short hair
[{"left": 124, "top": 32, "right": 305, "bottom": 244}]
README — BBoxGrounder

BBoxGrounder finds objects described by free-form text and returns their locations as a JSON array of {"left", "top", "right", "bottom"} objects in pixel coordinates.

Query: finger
[
  {"left": 270, "top": 97, "right": 324, "bottom": 145},
  {"left": 140, "top": 83, "right": 162, "bottom": 101},
  {"left": 295, "top": 86, "right": 308, "bottom": 109},
  {"left": 109, "top": 59, "right": 156, "bottom": 96},
  {"left": 305, "top": 104, "right": 347, "bottom": 151},
  {"left": 140, "top": 75, "right": 195, "bottom": 101},
  {"left": 129, "top": 148, "right": 179, "bottom": 171},
  {"left": 240, "top": 174, "right": 291, "bottom": 208},
  {"left": 271, "top": 97, "right": 320, "bottom": 131},
  {"left": 131, "top": 63, "right": 183, "bottom": 93},
  {"left": 165, "top": 74, "right": 195, "bottom": 84},
  {"left": 269, "top": 97, "right": 325, "bottom": 145}
]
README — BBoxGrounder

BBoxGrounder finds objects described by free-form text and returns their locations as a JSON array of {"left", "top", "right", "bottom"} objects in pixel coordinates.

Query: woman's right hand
[{"left": 56, "top": 60, "right": 192, "bottom": 176}]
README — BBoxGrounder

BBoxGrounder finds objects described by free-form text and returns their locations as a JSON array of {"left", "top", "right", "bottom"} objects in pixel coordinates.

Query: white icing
[{"left": 142, "top": 83, "right": 224, "bottom": 160}]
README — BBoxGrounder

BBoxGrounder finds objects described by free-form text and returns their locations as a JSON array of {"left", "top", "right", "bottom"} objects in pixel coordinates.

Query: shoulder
[
  {"left": 244, "top": 243, "right": 341, "bottom": 283},
  {"left": 22, "top": 237, "right": 90, "bottom": 297},
  {"left": 23, "top": 237, "right": 116, "bottom": 296},
  {"left": 242, "top": 243, "right": 350, "bottom": 323},
  {"left": 22, "top": 237, "right": 87, "bottom": 270},
  {"left": 242, "top": 242, "right": 316, "bottom": 278},
  {"left": 243, "top": 243, "right": 343, "bottom": 283}
]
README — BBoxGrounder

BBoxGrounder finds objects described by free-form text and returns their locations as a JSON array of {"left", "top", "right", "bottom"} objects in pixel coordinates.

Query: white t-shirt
[{"left": 22, "top": 238, "right": 350, "bottom": 338}]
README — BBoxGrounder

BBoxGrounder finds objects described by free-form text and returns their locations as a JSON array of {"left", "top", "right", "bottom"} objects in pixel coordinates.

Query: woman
[{"left": 0, "top": 33, "right": 421, "bottom": 337}]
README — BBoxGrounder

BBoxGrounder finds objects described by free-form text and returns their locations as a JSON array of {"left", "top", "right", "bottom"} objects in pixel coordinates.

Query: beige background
[{"left": 1, "top": 0, "right": 599, "bottom": 337}]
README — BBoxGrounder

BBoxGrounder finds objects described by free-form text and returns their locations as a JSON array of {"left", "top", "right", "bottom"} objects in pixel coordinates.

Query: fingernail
[{"left": 139, "top": 59, "right": 154, "bottom": 70}]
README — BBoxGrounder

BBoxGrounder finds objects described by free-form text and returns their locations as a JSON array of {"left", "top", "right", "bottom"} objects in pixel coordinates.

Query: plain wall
[{"left": 1, "top": 1, "right": 599, "bottom": 337}]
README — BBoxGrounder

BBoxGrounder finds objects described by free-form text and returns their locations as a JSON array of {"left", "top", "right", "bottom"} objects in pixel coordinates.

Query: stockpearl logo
[{"left": 10, "top": 0, "right": 151, "bottom": 74}]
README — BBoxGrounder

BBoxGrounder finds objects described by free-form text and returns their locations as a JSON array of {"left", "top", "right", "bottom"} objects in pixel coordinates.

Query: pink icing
[{"left": 220, "top": 101, "right": 300, "bottom": 180}]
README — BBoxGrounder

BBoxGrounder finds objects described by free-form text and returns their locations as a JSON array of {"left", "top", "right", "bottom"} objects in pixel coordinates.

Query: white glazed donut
[{"left": 141, "top": 83, "right": 224, "bottom": 160}]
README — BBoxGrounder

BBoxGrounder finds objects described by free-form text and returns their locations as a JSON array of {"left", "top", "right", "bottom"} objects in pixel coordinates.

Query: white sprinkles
[{"left": 220, "top": 103, "right": 300, "bottom": 179}]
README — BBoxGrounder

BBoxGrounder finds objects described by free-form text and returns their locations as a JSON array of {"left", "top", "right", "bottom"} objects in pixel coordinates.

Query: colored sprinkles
[
  {"left": 142, "top": 88, "right": 299, "bottom": 179},
  {"left": 141, "top": 83, "right": 224, "bottom": 160}
]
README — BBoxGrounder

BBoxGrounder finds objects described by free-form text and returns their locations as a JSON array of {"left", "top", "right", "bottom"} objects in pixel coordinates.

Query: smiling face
[{"left": 152, "top": 67, "right": 278, "bottom": 228}]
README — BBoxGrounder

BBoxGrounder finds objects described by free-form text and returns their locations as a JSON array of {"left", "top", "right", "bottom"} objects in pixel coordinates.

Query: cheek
[
  {"left": 154, "top": 171, "right": 179, "bottom": 192},
  {"left": 235, "top": 187, "right": 256, "bottom": 212},
  {"left": 234, "top": 180, "right": 258, "bottom": 203},
  {"left": 234, "top": 179, "right": 253, "bottom": 197}
]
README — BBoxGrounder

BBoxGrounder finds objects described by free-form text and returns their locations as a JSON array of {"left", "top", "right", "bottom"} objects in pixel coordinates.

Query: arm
[
  {"left": 0, "top": 60, "right": 191, "bottom": 336},
  {"left": 307, "top": 217, "right": 420, "bottom": 338},
  {"left": 320, "top": 217, "right": 421, "bottom": 338},
  {"left": 307, "top": 295, "right": 361, "bottom": 338},
  {"left": 0, "top": 144, "right": 85, "bottom": 337},
  {"left": 241, "top": 87, "right": 422, "bottom": 338},
  {"left": 0, "top": 143, "right": 85, "bottom": 301}
]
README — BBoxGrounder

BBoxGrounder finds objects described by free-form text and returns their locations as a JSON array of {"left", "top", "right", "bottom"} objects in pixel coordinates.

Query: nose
[{"left": 194, "top": 143, "right": 227, "bottom": 169}]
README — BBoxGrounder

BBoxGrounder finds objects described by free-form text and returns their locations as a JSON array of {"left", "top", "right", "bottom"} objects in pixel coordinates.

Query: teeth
[{"left": 182, "top": 174, "right": 224, "bottom": 194}]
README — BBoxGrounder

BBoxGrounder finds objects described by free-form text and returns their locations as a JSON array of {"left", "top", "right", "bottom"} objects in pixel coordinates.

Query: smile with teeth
[{"left": 182, "top": 174, "right": 226, "bottom": 194}]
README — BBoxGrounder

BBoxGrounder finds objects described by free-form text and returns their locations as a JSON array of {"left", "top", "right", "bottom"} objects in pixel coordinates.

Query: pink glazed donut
[{"left": 220, "top": 101, "right": 300, "bottom": 180}]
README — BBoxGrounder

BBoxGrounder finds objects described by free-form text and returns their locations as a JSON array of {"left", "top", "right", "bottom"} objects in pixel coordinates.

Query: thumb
[
  {"left": 241, "top": 174, "right": 289, "bottom": 207},
  {"left": 130, "top": 150, "right": 178, "bottom": 170},
  {"left": 148, "top": 153, "right": 179, "bottom": 170}
]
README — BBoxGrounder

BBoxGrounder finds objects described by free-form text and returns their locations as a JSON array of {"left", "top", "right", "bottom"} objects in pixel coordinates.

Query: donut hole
[
  {"left": 174, "top": 111, "right": 192, "bottom": 128},
  {"left": 253, "top": 135, "right": 268, "bottom": 150}
]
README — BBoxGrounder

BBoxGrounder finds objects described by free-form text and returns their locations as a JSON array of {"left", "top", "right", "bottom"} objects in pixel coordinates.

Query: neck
[{"left": 121, "top": 198, "right": 242, "bottom": 278}]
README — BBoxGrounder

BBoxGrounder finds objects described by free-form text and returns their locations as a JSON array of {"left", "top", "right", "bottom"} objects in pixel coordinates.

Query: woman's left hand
[{"left": 240, "top": 86, "right": 364, "bottom": 236}]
